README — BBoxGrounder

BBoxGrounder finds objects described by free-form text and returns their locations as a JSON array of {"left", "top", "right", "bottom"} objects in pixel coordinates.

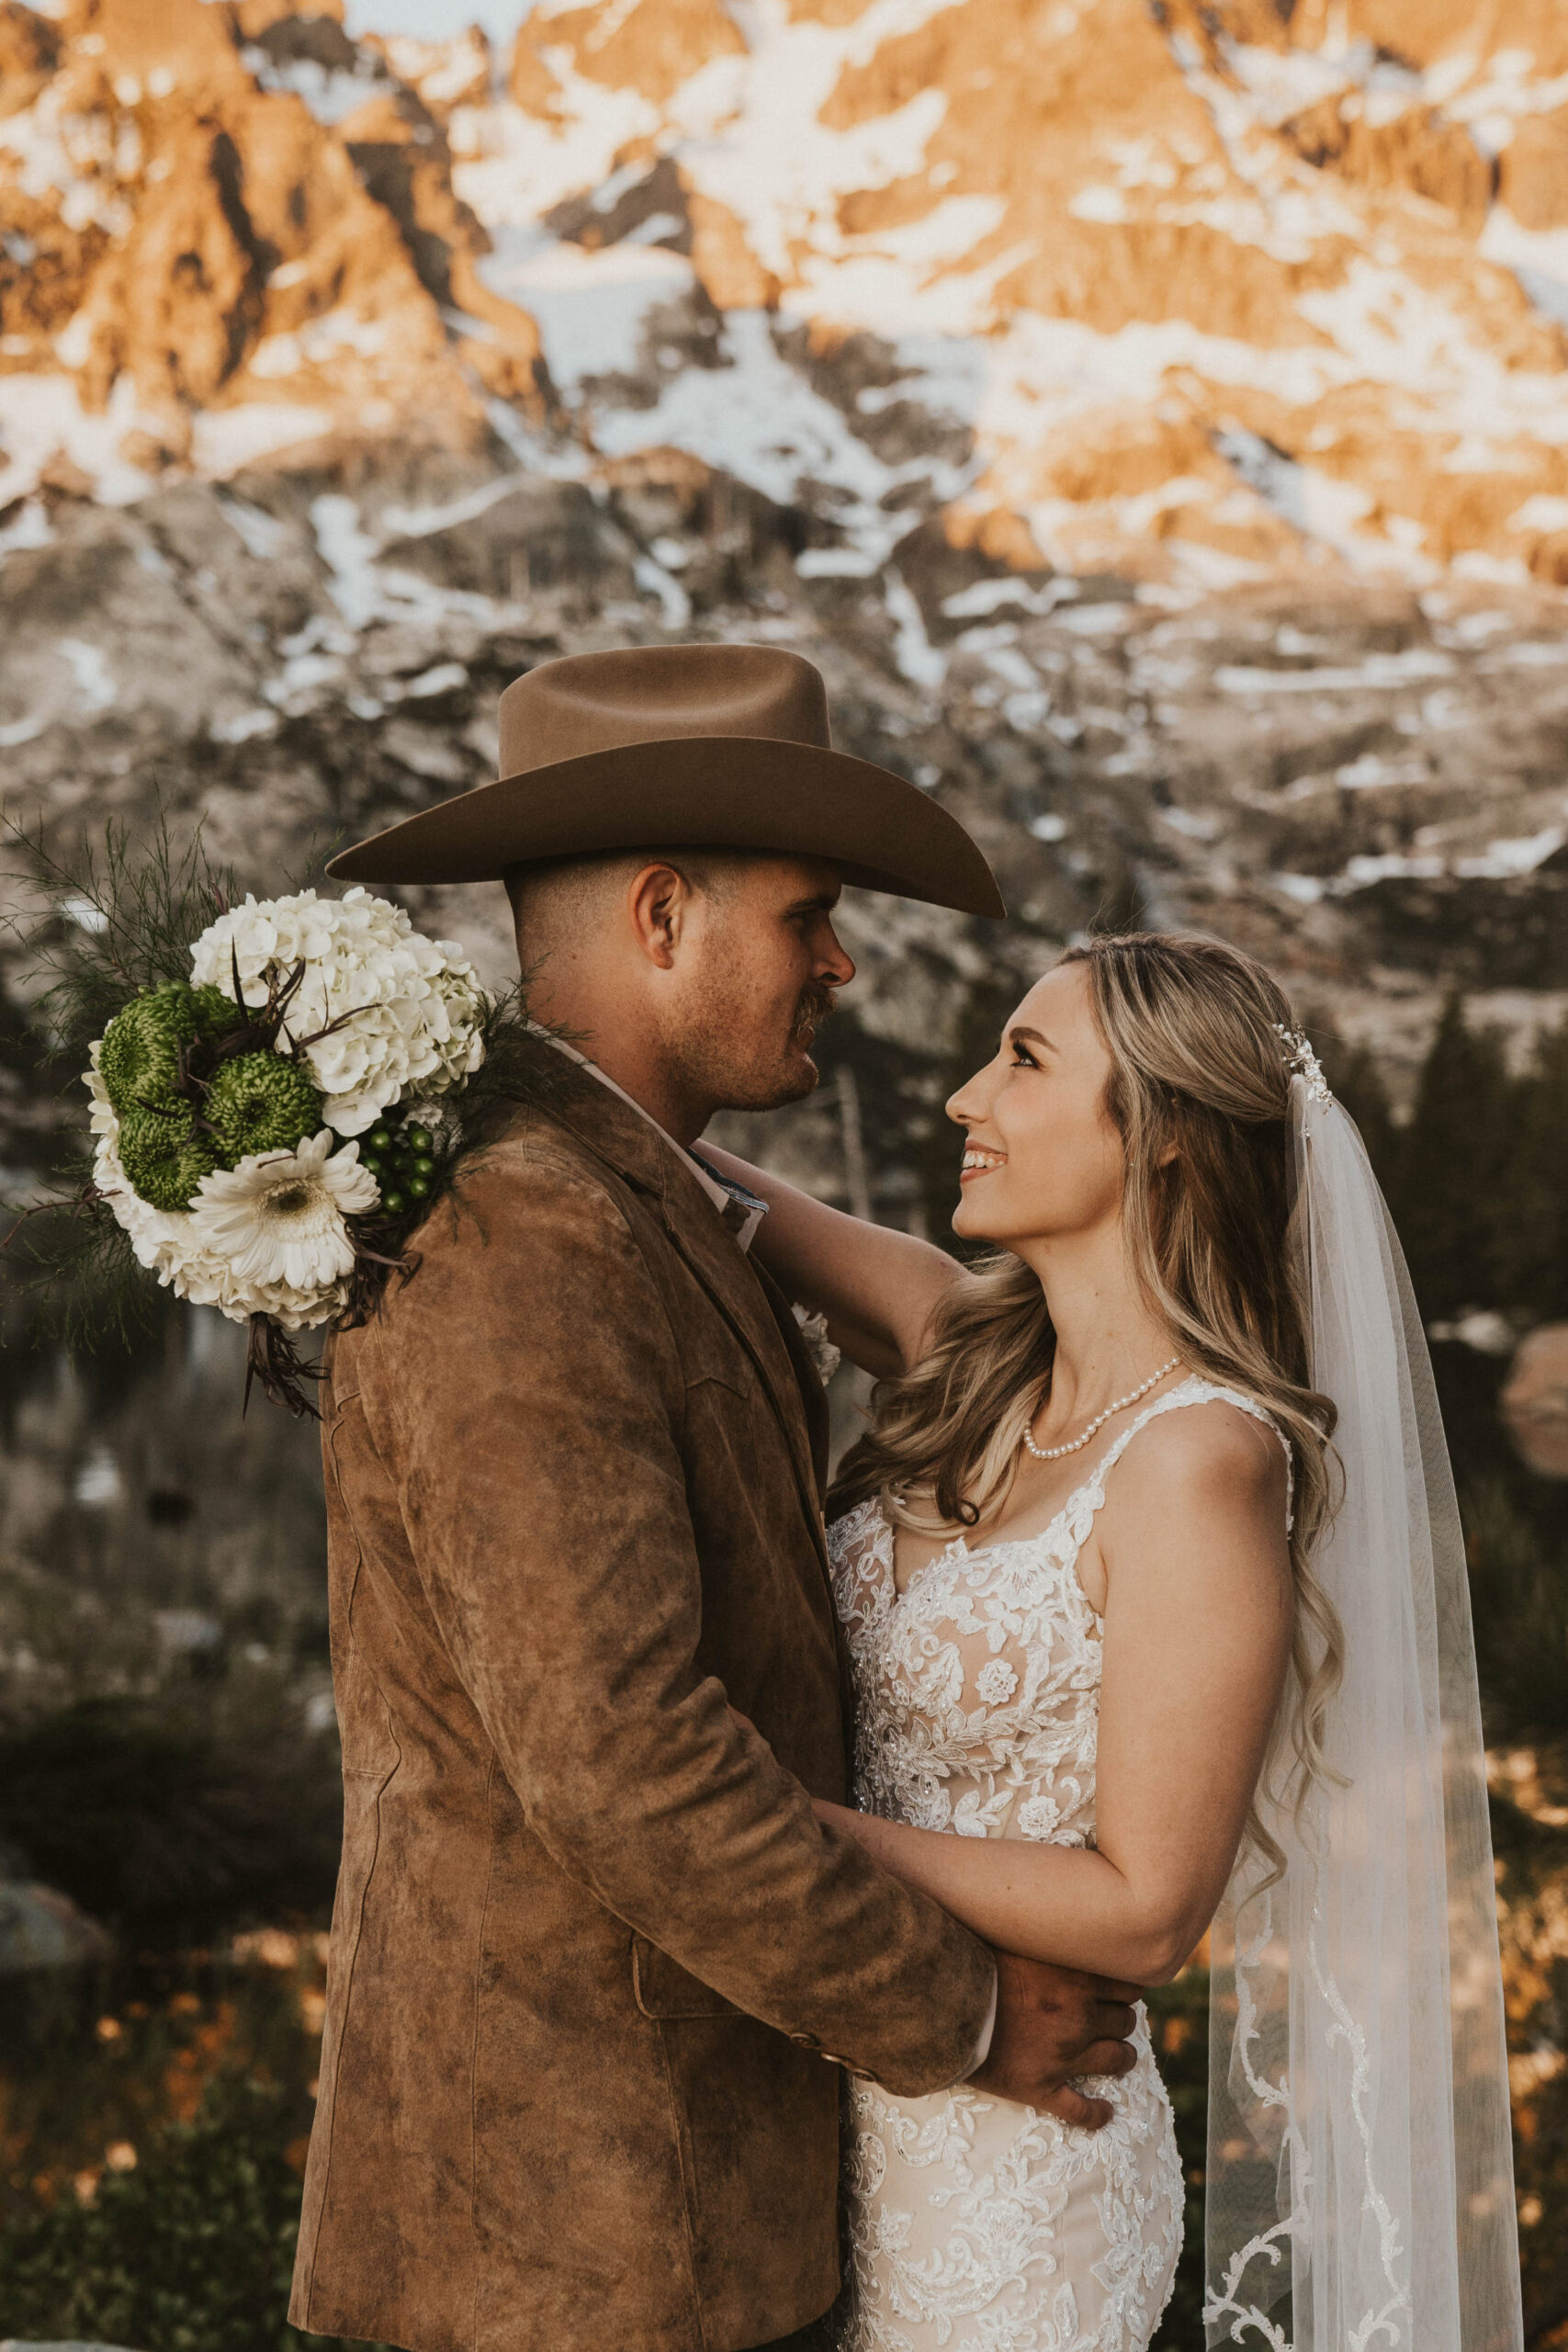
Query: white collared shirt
[{"left": 540, "top": 1033, "right": 769, "bottom": 1250}]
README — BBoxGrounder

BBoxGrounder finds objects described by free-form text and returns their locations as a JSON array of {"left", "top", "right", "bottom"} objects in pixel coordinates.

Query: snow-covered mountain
[
  {"left": 5, "top": 0, "right": 1568, "bottom": 581},
  {"left": 2, "top": 0, "right": 1568, "bottom": 1147}
]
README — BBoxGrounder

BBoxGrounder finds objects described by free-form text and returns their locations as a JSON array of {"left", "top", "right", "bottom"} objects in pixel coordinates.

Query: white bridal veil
[{"left": 1203, "top": 1053, "right": 1524, "bottom": 2352}]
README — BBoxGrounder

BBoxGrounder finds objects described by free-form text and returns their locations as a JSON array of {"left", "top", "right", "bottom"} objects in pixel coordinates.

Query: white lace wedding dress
[{"left": 829, "top": 1376, "right": 1282, "bottom": 2352}]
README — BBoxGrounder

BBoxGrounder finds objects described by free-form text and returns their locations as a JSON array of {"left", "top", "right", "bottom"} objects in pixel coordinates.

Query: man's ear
[{"left": 626, "top": 862, "right": 694, "bottom": 969}]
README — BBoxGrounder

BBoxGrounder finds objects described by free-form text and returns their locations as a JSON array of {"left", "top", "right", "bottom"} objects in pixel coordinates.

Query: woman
[{"left": 711, "top": 933, "right": 1521, "bottom": 2352}]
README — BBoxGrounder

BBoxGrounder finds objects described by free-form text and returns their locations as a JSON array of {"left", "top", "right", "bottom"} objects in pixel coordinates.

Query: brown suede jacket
[{"left": 288, "top": 1060, "right": 994, "bottom": 2352}]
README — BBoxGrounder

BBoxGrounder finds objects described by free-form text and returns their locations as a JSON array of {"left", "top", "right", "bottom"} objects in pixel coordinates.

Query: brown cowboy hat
[{"left": 325, "top": 642, "right": 1006, "bottom": 918}]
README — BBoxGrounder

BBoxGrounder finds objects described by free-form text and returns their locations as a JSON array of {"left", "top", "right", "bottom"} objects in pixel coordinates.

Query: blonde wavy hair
[{"left": 829, "top": 931, "right": 1345, "bottom": 1870}]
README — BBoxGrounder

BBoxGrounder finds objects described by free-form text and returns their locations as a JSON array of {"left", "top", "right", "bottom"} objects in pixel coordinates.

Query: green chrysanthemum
[
  {"left": 118, "top": 1102, "right": 218, "bottom": 1212},
  {"left": 204, "top": 1051, "right": 321, "bottom": 1168},
  {"left": 98, "top": 982, "right": 241, "bottom": 1116}
]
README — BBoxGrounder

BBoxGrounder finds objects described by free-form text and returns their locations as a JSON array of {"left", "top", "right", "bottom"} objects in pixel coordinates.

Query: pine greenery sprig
[{"left": 2, "top": 808, "right": 242, "bottom": 1065}]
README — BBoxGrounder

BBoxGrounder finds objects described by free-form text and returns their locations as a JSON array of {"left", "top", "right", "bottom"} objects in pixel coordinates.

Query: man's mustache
[{"left": 792, "top": 982, "right": 838, "bottom": 1044}]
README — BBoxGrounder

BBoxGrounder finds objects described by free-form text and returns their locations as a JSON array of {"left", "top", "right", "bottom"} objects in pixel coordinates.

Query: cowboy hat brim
[{"left": 325, "top": 735, "right": 1006, "bottom": 918}]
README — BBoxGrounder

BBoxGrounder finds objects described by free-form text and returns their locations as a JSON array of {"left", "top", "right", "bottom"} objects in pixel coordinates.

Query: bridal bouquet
[{"left": 5, "top": 823, "right": 548, "bottom": 1412}]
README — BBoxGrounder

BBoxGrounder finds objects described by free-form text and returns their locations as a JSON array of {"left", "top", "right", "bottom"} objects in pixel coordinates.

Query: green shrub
[{"left": 0, "top": 2075, "right": 385, "bottom": 2352}]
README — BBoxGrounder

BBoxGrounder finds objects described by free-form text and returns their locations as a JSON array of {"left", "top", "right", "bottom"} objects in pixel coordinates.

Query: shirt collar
[{"left": 537, "top": 1031, "right": 769, "bottom": 1252}]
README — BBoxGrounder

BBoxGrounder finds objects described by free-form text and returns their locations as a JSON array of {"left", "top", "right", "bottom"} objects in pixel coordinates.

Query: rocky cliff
[{"left": 1, "top": 0, "right": 1566, "bottom": 1122}]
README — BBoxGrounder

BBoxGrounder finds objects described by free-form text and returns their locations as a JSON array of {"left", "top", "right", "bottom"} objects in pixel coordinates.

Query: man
[{"left": 289, "top": 644, "right": 1139, "bottom": 2352}]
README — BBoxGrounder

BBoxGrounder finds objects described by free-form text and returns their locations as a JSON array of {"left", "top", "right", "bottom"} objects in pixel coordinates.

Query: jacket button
[{"left": 789, "top": 2030, "right": 820, "bottom": 2051}]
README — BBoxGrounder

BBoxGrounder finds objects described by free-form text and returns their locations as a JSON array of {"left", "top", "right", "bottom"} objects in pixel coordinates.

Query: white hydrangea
[
  {"left": 86, "top": 1049, "right": 355, "bottom": 1332},
  {"left": 189, "top": 887, "right": 489, "bottom": 1136}
]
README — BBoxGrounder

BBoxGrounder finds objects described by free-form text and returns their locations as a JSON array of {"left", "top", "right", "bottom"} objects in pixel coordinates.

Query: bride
[{"left": 712, "top": 931, "right": 1522, "bottom": 2352}]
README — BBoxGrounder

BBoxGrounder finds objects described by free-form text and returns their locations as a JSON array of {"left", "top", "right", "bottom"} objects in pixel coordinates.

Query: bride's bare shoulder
[{"left": 1110, "top": 1394, "right": 1290, "bottom": 1531}]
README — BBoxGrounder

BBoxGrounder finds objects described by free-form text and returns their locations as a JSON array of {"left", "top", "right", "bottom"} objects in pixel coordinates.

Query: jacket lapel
[
  {"left": 654, "top": 1168, "right": 829, "bottom": 1570},
  {"left": 545, "top": 1067, "right": 828, "bottom": 1569},
  {"left": 750, "top": 1257, "right": 831, "bottom": 1499}
]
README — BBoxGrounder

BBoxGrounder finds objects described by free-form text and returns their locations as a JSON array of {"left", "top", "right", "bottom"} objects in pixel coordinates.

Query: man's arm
[{"left": 361, "top": 1146, "right": 992, "bottom": 2096}]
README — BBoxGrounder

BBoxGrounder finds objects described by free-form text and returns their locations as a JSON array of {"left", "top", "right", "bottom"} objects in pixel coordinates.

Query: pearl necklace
[{"left": 1021, "top": 1357, "right": 1181, "bottom": 1461}]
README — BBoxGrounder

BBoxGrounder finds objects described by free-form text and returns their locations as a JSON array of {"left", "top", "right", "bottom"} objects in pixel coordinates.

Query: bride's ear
[{"left": 1157, "top": 1091, "right": 1181, "bottom": 1167}]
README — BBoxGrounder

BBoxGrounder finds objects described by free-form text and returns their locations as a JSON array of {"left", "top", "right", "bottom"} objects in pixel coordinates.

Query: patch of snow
[
  {"left": 884, "top": 567, "right": 945, "bottom": 689},
  {"left": 1068, "top": 186, "right": 1130, "bottom": 224},
  {"left": 632, "top": 551, "right": 692, "bottom": 627},
  {"left": 1338, "top": 850, "right": 1445, "bottom": 888},
  {"left": 190, "top": 403, "right": 335, "bottom": 477},
  {"left": 1479, "top": 209, "right": 1568, "bottom": 330},
  {"left": 377, "top": 28, "right": 491, "bottom": 109},
  {"left": 451, "top": 61, "right": 657, "bottom": 228},
  {"left": 1454, "top": 828, "right": 1564, "bottom": 879},
  {"left": 244, "top": 48, "right": 387, "bottom": 125},
  {"left": 1160, "top": 804, "right": 1220, "bottom": 839},
  {"left": 1003, "top": 687, "right": 1051, "bottom": 729},
  {"left": 1335, "top": 752, "right": 1429, "bottom": 788},
  {"left": 941, "top": 577, "right": 1063, "bottom": 620},
  {"left": 311, "top": 494, "right": 383, "bottom": 632},
  {"left": 401, "top": 661, "right": 469, "bottom": 698},
  {"left": 1029, "top": 811, "right": 1067, "bottom": 842},
  {"left": 1222, "top": 40, "right": 1364, "bottom": 129},
  {"left": 1052, "top": 600, "right": 1136, "bottom": 635},
  {"left": 248, "top": 310, "right": 392, "bottom": 379},
  {"left": 976, "top": 643, "right": 1037, "bottom": 693},
  {"left": 59, "top": 638, "right": 114, "bottom": 712},
  {"left": 0, "top": 712, "right": 45, "bottom": 747},
  {"left": 0, "top": 372, "right": 157, "bottom": 506},
  {"left": 219, "top": 496, "right": 289, "bottom": 560},
  {"left": 52, "top": 311, "right": 93, "bottom": 371},
  {"left": 0, "top": 499, "right": 52, "bottom": 557},
  {"left": 476, "top": 231, "right": 694, "bottom": 390},
  {"left": 593, "top": 309, "right": 926, "bottom": 569},
  {"left": 795, "top": 547, "right": 879, "bottom": 577},
  {"left": 210, "top": 707, "right": 280, "bottom": 743},
  {"left": 1216, "top": 428, "right": 1305, "bottom": 534},
  {"left": 1479, "top": 638, "right": 1568, "bottom": 668},
  {"left": 1510, "top": 495, "right": 1568, "bottom": 534},
  {"left": 1216, "top": 648, "right": 1453, "bottom": 694},
  {"left": 381, "top": 474, "right": 530, "bottom": 538},
  {"left": 670, "top": 0, "right": 965, "bottom": 302}
]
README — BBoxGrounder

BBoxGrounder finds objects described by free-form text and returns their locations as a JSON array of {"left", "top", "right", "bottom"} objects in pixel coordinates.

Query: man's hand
[{"left": 970, "top": 1950, "right": 1141, "bottom": 2128}]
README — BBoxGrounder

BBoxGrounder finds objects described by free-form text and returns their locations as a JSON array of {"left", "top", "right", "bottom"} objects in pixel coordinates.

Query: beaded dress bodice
[{"left": 829, "top": 1377, "right": 1283, "bottom": 2352}]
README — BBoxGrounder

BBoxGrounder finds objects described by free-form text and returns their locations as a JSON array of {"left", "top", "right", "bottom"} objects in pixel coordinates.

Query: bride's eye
[{"left": 1010, "top": 1041, "right": 1039, "bottom": 1069}]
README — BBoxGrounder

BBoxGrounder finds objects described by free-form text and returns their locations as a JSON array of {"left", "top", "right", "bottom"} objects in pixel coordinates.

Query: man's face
[{"left": 665, "top": 855, "right": 855, "bottom": 1114}]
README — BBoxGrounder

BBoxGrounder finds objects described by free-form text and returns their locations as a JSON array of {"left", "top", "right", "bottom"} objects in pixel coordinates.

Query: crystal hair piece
[{"left": 1272, "top": 1022, "right": 1331, "bottom": 1102}]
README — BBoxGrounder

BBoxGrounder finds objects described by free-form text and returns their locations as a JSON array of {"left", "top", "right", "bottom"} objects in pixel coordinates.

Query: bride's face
[{"left": 946, "top": 962, "right": 1125, "bottom": 1248}]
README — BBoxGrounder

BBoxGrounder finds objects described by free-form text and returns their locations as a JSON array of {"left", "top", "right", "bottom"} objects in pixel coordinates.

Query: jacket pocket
[{"left": 631, "top": 1935, "right": 739, "bottom": 2020}]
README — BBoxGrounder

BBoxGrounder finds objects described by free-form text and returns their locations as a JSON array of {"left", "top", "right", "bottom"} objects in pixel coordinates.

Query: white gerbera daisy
[{"left": 187, "top": 1131, "right": 378, "bottom": 1294}]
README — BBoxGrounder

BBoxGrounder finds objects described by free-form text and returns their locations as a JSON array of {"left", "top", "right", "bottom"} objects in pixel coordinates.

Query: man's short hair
[{"left": 503, "top": 850, "right": 744, "bottom": 943}]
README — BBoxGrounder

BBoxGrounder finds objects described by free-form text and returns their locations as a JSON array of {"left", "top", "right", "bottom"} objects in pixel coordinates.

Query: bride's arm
[
  {"left": 817, "top": 1409, "right": 1293, "bottom": 1981},
  {"left": 699, "top": 1143, "right": 963, "bottom": 1378}
]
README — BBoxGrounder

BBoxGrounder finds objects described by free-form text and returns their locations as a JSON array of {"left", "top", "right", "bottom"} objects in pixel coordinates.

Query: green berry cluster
[{"left": 359, "top": 1116, "right": 438, "bottom": 1218}]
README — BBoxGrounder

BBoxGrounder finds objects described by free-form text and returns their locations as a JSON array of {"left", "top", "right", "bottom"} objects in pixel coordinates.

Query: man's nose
[{"left": 818, "top": 925, "right": 855, "bottom": 986}]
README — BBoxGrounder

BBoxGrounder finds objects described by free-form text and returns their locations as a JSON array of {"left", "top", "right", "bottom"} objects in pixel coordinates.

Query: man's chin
[{"left": 725, "top": 1050, "right": 820, "bottom": 1113}]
